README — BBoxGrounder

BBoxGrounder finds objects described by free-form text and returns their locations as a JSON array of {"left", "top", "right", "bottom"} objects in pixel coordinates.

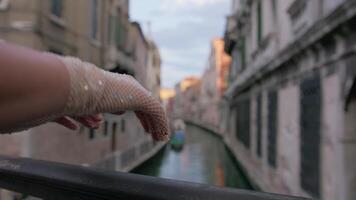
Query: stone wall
[{"left": 223, "top": 0, "right": 356, "bottom": 199}]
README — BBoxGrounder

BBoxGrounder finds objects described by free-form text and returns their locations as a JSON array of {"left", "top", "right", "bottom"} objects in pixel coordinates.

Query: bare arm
[
  {"left": 0, "top": 42, "right": 70, "bottom": 129},
  {"left": 0, "top": 42, "right": 169, "bottom": 140}
]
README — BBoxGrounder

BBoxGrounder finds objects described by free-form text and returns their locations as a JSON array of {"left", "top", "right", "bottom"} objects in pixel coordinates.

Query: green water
[{"left": 132, "top": 124, "right": 253, "bottom": 189}]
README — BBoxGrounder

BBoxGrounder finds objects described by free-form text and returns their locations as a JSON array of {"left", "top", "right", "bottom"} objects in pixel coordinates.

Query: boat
[{"left": 170, "top": 119, "right": 186, "bottom": 150}]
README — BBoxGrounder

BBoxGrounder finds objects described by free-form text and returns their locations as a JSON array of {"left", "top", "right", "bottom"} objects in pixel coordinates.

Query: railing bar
[{"left": 0, "top": 155, "right": 310, "bottom": 200}]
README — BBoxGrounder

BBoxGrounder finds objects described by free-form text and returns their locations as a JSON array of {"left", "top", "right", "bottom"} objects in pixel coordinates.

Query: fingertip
[
  {"left": 89, "top": 122, "right": 101, "bottom": 129},
  {"left": 69, "top": 123, "right": 78, "bottom": 130},
  {"left": 92, "top": 114, "right": 104, "bottom": 122}
]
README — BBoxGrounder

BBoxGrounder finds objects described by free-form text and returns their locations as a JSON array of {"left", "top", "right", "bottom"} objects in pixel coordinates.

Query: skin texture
[
  {"left": 0, "top": 43, "right": 71, "bottom": 128},
  {"left": 0, "top": 42, "right": 168, "bottom": 140}
]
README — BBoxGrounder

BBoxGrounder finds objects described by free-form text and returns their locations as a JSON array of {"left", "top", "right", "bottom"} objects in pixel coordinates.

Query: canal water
[{"left": 132, "top": 124, "right": 253, "bottom": 189}]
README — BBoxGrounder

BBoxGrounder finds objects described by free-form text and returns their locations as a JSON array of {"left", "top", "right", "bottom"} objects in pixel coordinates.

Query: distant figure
[
  {"left": 0, "top": 42, "right": 169, "bottom": 141},
  {"left": 173, "top": 119, "right": 186, "bottom": 131}
]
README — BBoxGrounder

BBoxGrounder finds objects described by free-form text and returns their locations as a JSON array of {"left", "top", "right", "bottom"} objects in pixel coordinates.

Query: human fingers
[{"left": 53, "top": 116, "right": 78, "bottom": 130}]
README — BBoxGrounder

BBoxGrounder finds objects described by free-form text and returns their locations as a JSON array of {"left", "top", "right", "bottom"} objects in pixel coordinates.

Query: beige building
[
  {"left": 172, "top": 76, "right": 200, "bottom": 119},
  {"left": 160, "top": 88, "right": 175, "bottom": 112},
  {"left": 129, "top": 22, "right": 148, "bottom": 88},
  {"left": 224, "top": 0, "right": 356, "bottom": 200},
  {"left": 146, "top": 39, "right": 161, "bottom": 99},
  {"left": 0, "top": 0, "right": 113, "bottom": 164},
  {"left": 0, "top": 0, "right": 162, "bottom": 180}
]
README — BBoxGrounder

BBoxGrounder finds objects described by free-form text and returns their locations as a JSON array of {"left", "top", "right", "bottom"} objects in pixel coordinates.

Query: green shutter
[
  {"left": 257, "top": 0, "right": 262, "bottom": 46},
  {"left": 119, "top": 21, "right": 124, "bottom": 47},
  {"left": 108, "top": 15, "right": 113, "bottom": 43},
  {"left": 114, "top": 18, "right": 127, "bottom": 48},
  {"left": 115, "top": 17, "right": 121, "bottom": 47},
  {"left": 240, "top": 37, "right": 246, "bottom": 69}
]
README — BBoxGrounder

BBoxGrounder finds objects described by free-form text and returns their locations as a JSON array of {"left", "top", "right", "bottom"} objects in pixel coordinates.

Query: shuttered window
[
  {"left": 300, "top": 76, "right": 321, "bottom": 198},
  {"left": 104, "top": 121, "right": 108, "bottom": 136},
  {"left": 236, "top": 98, "right": 251, "bottom": 148},
  {"left": 240, "top": 37, "right": 246, "bottom": 70},
  {"left": 257, "top": 0, "right": 263, "bottom": 46},
  {"left": 90, "top": 0, "right": 98, "bottom": 40},
  {"left": 107, "top": 15, "right": 114, "bottom": 43},
  {"left": 51, "top": 0, "right": 62, "bottom": 18},
  {"left": 89, "top": 129, "right": 95, "bottom": 139},
  {"left": 115, "top": 16, "right": 126, "bottom": 49},
  {"left": 256, "top": 94, "right": 262, "bottom": 157},
  {"left": 267, "top": 90, "right": 278, "bottom": 167}
]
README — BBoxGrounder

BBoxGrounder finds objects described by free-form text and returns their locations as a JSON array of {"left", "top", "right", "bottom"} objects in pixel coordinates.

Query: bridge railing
[{"left": 0, "top": 155, "right": 310, "bottom": 200}]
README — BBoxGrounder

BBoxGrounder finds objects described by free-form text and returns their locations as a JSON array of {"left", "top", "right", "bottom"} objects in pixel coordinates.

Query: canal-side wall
[
  {"left": 184, "top": 119, "right": 260, "bottom": 190},
  {"left": 94, "top": 137, "right": 166, "bottom": 172}
]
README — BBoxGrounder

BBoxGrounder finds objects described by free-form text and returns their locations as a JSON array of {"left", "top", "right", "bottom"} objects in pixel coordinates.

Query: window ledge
[{"left": 49, "top": 14, "right": 66, "bottom": 28}]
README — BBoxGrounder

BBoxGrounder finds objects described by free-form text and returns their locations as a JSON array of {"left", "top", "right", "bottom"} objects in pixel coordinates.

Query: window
[
  {"left": 240, "top": 37, "right": 246, "bottom": 70},
  {"left": 104, "top": 121, "right": 108, "bottom": 136},
  {"left": 112, "top": 122, "right": 117, "bottom": 135},
  {"left": 121, "top": 119, "right": 125, "bottom": 132},
  {"left": 300, "top": 76, "right": 321, "bottom": 198},
  {"left": 90, "top": 0, "right": 98, "bottom": 40},
  {"left": 111, "top": 122, "right": 117, "bottom": 151},
  {"left": 107, "top": 15, "right": 114, "bottom": 43},
  {"left": 323, "top": 37, "right": 336, "bottom": 58},
  {"left": 267, "top": 90, "right": 278, "bottom": 167},
  {"left": 89, "top": 129, "right": 95, "bottom": 139},
  {"left": 256, "top": 0, "right": 263, "bottom": 46},
  {"left": 256, "top": 94, "right": 262, "bottom": 157},
  {"left": 288, "top": 0, "right": 308, "bottom": 35},
  {"left": 115, "top": 17, "right": 125, "bottom": 48},
  {"left": 51, "top": 0, "right": 62, "bottom": 18},
  {"left": 114, "top": 9, "right": 127, "bottom": 49},
  {"left": 236, "top": 98, "right": 250, "bottom": 148}
]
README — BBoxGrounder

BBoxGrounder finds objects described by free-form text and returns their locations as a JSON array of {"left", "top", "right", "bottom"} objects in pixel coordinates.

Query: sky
[{"left": 130, "top": 0, "right": 230, "bottom": 88}]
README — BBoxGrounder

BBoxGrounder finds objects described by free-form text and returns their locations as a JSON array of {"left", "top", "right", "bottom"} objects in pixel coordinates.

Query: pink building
[{"left": 200, "top": 39, "right": 231, "bottom": 128}]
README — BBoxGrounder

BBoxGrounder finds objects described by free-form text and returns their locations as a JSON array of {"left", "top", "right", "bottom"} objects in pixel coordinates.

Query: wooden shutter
[{"left": 300, "top": 76, "right": 321, "bottom": 198}]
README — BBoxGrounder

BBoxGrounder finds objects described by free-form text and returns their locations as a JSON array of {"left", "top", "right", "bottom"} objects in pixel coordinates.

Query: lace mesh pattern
[{"left": 0, "top": 54, "right": 169, "bottom": 141}]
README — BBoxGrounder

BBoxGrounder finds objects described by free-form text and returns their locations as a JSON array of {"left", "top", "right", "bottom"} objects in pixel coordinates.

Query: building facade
[
  {"left": 172, "top": 76, "right": 201, "bottom": 119},
  {"left": 200, "top": 38, "right": 231, "bottom": 128},
  {"left": 0, "top": 0, "right": 162, "bottom": 181},
  {"left": 224, "top": 0, "right": 356, "bottom": 200},
  {"left": 146, "top": 39, "right": 161, "bottom": 99}
]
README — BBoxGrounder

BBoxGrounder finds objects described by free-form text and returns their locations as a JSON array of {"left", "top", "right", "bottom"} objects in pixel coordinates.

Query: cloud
[
  {"left": 158, "top": 0, "right": 229, "bottom": 18},
  {"left": 131, "top": 0, "right": 229, "bottom": 88},
  {"left": 160, "top": 46, "right": 209, "bottom": 69},
  {"left": 153, "top": 20, "right": 221, "bottom": 49},
  {"left": 161, "top": 0, "right": 229, "bottom": 9},
  {"left": 162, "top": 64, "right": 202, "bottom": 87}
]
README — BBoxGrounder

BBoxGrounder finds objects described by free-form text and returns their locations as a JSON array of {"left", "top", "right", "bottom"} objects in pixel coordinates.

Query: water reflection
[{"left": 132, "top": 124, "right": 253, "bottom": 189}]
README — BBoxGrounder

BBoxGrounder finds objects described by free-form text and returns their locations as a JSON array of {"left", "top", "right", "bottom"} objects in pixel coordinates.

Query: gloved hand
[
  {"left": 55, "top": 55, "right": 170, "bottom": 141},
  {"left": 0, "top": 54, "right": 169, "bottom": 141}
]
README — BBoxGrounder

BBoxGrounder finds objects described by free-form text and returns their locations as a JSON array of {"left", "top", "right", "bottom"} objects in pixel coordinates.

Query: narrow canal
[{"left": 132, "top": 124, "right": 253, "bottom": 189}]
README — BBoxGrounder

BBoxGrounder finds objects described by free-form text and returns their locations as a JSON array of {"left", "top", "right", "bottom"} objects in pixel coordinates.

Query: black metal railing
[{"left": 0, "top": 155, "right": 310, "bottom": 200}]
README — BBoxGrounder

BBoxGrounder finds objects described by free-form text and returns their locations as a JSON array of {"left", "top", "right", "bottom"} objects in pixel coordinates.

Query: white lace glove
[{"left": 0, "top": 54, "right": 170, "bottom": 141}]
